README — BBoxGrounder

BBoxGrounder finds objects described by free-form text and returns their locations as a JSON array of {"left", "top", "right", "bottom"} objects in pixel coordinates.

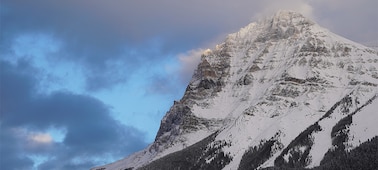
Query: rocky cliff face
[{"left": 93, "top": 11, "right": 378, "bottom": 170}]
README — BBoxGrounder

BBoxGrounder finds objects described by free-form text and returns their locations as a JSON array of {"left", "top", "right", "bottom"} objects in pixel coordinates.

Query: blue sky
[{"left": 1, "top": 0, "right": 377, "bottom": 169}]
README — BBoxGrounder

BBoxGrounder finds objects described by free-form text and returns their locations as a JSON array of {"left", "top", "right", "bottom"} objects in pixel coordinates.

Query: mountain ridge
[{"left": 92, "top": 10, "right": 378, "bottom": 170}]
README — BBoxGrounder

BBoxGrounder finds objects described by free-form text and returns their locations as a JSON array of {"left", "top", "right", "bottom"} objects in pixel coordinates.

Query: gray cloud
[
  {"left": 0, "top": 129, "right": 35, "bottom": 170},
  {"left": 0, "top": 59, "right": 148, "bottom": 170},
  {"left": 309, "top": 0, "right": 378, "bottom": 43},
  {"left": 2, "top": 0, "right": 377, "bottom": 92}
]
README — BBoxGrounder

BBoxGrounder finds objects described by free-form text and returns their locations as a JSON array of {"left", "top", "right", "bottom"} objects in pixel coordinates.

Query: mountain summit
[{"left": 93, "top": 11, "right": 378, "bottom": 170}]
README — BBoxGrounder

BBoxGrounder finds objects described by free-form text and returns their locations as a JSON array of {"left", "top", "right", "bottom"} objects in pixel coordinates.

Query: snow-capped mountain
[{"left": 93, "top": 11, "right": 378, "bottom": 170}]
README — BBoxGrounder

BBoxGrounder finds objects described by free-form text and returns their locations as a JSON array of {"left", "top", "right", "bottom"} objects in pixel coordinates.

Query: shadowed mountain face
[{"left": 93, "top": 11, "right": 378, "bottom": 170}]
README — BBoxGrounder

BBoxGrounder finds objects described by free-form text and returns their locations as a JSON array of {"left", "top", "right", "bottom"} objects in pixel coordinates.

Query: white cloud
[
  {"left": 11, "top": 128, "right": 54, "bottom": 144},
  {"left": 29, "top": 133, "right": 53, "bottom": 144},
  {"left": 177, "top": 49, "right": 204, "bottom": 84}
]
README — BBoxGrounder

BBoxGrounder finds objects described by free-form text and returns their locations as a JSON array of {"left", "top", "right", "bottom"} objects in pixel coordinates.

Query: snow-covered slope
[{"left": 92, "top": 11, "right": 378, "bottom": 170}]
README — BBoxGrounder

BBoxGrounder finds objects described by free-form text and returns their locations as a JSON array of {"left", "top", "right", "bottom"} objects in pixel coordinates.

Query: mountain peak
[
  {"left": 226, "top": 10, "right": 316, "bottom": 47},
  {"left": 93, "top": 11, "right": 378, "bottom": 170},
  {"left": 270, "top": 10, "right": 314, "bottom": 27},
  {"left": 272, "top": 10, "right": 307, "bottom": 20}
]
